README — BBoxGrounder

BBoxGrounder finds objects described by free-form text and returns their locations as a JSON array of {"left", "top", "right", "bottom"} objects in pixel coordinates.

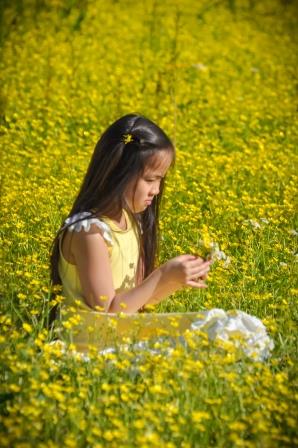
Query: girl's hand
[{"left": 161, "top": 255, "right": 212, "bottom": 289}]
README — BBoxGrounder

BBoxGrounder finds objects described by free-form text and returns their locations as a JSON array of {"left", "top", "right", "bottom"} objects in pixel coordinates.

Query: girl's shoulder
[{"left": 62, "top": 211, "right": 113, "bottom": 245}]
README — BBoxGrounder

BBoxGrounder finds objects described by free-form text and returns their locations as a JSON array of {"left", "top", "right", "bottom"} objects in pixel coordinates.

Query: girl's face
[{"left": 124, "top": 149, "right": 173, "bottom": 213}]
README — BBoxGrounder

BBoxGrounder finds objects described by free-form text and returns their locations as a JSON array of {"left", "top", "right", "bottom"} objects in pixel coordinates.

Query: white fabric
[
  {"left": 190, "top": 309, "right": 274, "bottom": 361},
  {"left": 63, "top": 212, "right": 113, "bottom": 245}
]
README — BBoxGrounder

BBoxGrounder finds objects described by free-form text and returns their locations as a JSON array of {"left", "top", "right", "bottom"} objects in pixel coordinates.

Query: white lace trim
[{"left": 63, "top": 212, "right": 113, "bottom": 245}]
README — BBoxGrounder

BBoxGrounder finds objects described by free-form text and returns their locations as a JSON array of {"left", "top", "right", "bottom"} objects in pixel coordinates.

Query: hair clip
[{"left": 123, "top": 133, "right": 134, "bottom": 144}]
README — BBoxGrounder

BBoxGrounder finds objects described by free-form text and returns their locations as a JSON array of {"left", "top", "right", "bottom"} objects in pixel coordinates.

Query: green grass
[{"left": 0, "top": 0, "right": 297, "bottom": 446}]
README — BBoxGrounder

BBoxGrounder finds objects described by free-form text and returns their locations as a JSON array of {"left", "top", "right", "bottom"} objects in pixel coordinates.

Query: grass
[{"left": 0, "top": 0, "right": 297, "bottom": 446}]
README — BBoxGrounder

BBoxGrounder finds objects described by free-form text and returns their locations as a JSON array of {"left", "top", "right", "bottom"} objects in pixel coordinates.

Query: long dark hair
[{"left": 49, "top": 113, "right": 175, "bottom": 323}]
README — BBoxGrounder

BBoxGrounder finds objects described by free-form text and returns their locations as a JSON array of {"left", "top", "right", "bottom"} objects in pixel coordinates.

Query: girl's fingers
[
  {"left": 180, "top": 254, "right": 198, "bottom": 262},
  {"left": 189, "top": 260, "right": 212, "bottom": 272},
  {"left": 188, "top": 264, "right": 211, "bottom": 279},
  {"left": 187, "top": 257, "right": 208, "bottom": 267},
  {"left": 186, "top": 255, "right": 213, "bottom": 285},
  {"left": 186, "top": 280, "right": 208, "bottom": 288}
]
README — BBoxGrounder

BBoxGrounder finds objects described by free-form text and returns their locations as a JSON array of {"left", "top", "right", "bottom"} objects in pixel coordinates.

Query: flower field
[{"left": 0, "top": 0, "right": 297, "bottom": 446}]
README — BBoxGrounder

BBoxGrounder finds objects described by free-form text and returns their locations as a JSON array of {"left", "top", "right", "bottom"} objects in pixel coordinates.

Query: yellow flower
[
  {"left": 94, "top": 305, "right": 105, "bottom": 311},
  {"left": 9, "top": 384, "right": 21, "bottom": 392},
  {"left": 17, "top": 293, "right": 27, "bottom": 300},
  {"left": 133, "top": 419, "right": 146, "bottom": 429},
  {"left": 191, "top": 411, "right": 211, "bottom": 423},
  {"left": 229, "top": 421, "right": 247, "bottom": 432},
  {"left": 91, "top": 427, "right": 102, "bottom": 437},
  {"left": 103, "top": 430, "right": 114, "bottom": 441},
  {"left": 123, "top": 133, "right": 133, "bottom": 144},
  {"left": 22, "top": 322, "right": 33, "bottom": 333}
]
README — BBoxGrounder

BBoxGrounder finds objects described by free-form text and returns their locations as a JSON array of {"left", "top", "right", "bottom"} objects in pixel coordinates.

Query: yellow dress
[
  {"left": 58, "top": 208, "right": 140, "bottom": 307},
  {"left": 57, "top": 208, "right": 141, "bottom": 350},
  {"left": 57, "top": 209, "right": 202, "bottom": 353}
]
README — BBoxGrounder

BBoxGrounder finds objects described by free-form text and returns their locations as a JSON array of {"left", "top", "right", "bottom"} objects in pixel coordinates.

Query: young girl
[{"left": 49, "top": 114, "right": 212, "bottom": 342}]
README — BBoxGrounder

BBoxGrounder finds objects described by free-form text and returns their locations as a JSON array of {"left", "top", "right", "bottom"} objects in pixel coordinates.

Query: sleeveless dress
[
  {"left": 58, "top": 208, "right": 140, "bottom": 310},
  {"left": 57, "top": 209, "right": 143, "bottom": 351},
  {"left": 56, "top": 210, "right": 274, "bottom": 360}
]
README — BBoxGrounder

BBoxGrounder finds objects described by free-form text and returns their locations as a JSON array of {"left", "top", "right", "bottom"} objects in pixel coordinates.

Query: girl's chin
[
  {"left": 127, "top": 205, "right": 145, "bottom": 213},
  {"left": 137, "top": 205, "right": 149, "bottom": 213},
  {"left": 128, "top": 202, "right": 151, "bottom": 213}
]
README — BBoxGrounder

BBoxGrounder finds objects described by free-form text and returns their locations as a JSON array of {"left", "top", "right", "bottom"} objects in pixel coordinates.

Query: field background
[{"left": 0, "top": 0, "right": 297, "bottom": 447}]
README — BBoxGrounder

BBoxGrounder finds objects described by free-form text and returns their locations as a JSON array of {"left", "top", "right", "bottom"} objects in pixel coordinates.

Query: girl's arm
[
  {"left": 135, "top": 256, "right": 147, "bottom": 312},
  {"left": 136, "top": 257, "right": 163, "bottom": 307},
  {"left": 71, "top": 225, "right": 211, "bottom": 314}
]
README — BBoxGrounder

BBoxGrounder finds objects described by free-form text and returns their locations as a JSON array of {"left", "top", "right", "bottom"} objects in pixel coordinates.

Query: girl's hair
[{"left": 49, "top": 113, "right": 175, "bottom": 324}]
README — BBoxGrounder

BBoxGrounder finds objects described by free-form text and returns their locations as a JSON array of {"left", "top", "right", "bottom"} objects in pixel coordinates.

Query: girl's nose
[{"left": 151, "top": 185, "right": 160, "bottom": 195}]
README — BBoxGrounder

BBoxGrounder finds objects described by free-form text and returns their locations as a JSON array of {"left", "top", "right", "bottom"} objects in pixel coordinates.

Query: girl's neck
[
  {"left": 111, "top": 209, "right": 127, "bottom": 230},
  {"left": 92, "top": 203, "right": 129, "bottom": 230},
  {"left": 97, "top": 207, "right": 128, "bottom": 231}
]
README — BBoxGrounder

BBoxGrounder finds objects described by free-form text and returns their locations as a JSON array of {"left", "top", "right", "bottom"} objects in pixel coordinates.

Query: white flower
[
  {"left": 243, "top": 218, "right": 269, "bottom": 228},
  {"left": 260, "top": 218, "right": 269, "bottom": 224},
  {"left": 247, "top": 219, "right": 261, "bottom": 228},
  {"left": 48, "top": 339, "right": 67, "bottom": 351},
  {"left": 289, "top": 229, "right": 298, "bottom": 236},
  {"left": 192, "top": 63, "right": 208, "bottom": 71},
  {"left": 209, "top": 242, "right": 231, "bottom": 266},
  {"left": 99, "top": 347, "right": 117, "bottom": 355},
  {"left": 223, "top": 257, "right": 231, "bottom": 267}
]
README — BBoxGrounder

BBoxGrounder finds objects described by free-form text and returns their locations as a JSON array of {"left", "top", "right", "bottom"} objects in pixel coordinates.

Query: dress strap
[{"left": 63, "top": 212, "right": 113, "bottom": 245}]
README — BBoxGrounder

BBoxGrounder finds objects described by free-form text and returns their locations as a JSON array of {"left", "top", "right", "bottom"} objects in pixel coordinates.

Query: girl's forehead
[{"left": 144, "top": 150, "right": 173, "bottom": 176}]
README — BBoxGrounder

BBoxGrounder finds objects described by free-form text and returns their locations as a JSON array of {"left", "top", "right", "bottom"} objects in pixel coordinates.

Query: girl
[{"left": 49, "top": 114, "right": 212, "bottom": 334}]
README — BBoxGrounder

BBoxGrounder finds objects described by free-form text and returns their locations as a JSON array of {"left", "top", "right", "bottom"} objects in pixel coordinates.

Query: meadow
[{"left": 0, "top": 0, "right": 297, "bottom": 446}]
